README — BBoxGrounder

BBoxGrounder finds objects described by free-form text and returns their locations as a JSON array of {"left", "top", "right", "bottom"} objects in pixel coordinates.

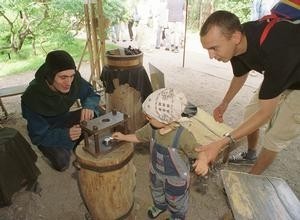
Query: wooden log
[{"left": 75, "top": 142, "right": 136, "bottom": 220}]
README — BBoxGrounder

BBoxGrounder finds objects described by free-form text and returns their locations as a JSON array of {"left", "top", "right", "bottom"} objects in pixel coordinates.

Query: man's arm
[
  {"left": 213, "top": 74, "right": 248, "bottom": 122},
  {"left": 21, "top": 104, "right": 75, "bottom": 149},
  {"left": 230, "top": 97, "right": 279, "bottom": 140},
  {"left": 197, "top": 96, "right": 280, "bottom": 172}
]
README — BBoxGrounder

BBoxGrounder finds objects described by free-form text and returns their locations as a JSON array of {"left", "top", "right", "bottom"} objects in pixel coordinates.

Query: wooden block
[{"left": 221, "top": 170, "right": 300, "bottom": 220}]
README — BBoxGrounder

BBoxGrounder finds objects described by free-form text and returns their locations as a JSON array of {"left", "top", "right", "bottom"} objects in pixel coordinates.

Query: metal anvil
[{"left": 80, "top": 110, "right": 128, "bottom": 157}]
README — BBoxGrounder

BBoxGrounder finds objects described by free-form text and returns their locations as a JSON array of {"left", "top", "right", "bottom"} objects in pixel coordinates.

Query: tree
[
  {"left": 214, "top": 0, "right": 251, "bottom": 22},
  {"left": 0, "top": 0, "right": 49, "bottom": 53},
  {"left": 0, "top": 0, "right": 84, "bottom": 54},
  {"left": 187, "top": 0, "right": 251, "bottom": 31}
]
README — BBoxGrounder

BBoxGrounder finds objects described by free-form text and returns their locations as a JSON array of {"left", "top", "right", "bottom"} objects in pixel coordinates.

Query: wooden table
[{"left": 221, "top": 170, "right": 300, "bottom": 220}]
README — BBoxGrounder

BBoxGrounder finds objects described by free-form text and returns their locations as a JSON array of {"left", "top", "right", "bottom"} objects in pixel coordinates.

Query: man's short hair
[{"left": 200, "top": 10, "right": 243, "bottom": 38}]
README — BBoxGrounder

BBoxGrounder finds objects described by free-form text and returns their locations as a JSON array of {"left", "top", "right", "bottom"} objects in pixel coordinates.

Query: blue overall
[{"left": 149, "top": 126, "right": 190, "bottom": 220}]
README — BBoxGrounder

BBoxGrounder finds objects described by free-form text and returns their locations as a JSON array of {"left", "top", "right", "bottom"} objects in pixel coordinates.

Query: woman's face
[{"left": 50, "top": 69, "right": 75, "bottom": 93}]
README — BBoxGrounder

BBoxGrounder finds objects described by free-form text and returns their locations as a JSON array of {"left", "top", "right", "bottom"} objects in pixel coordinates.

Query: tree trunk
[{"left": 199, "top": 0, "right": 214, "bottom": 29}]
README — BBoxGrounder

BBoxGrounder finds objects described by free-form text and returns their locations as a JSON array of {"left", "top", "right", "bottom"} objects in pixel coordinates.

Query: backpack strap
[
  {"left": 260, "top": 16, "right": 300, "bottom": 45},
  {"left": 152, "top": 128, "right": 156, "bottom": 139},
  {"left": 259, "top": 0, "right": 300, "bottom": 45},
  {"left": 259, "top": 14, "right": 281, "bottom": 46},
  {"left": 171, "top": 126, "right": 184, "bottom": 149}
]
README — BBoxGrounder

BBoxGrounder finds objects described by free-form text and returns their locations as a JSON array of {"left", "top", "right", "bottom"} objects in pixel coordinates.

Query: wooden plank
[
  {"left": 106, "top": 81, "right": 146, "bottom": 133},
  {"left": 0, "top": 84, "right": 28, "bottom": 117},
  {"left": 182, "top": 108, "right": 233, "bottom": 145},
  {"left": 182, "top": 108, "right": 242, "bottom": 163},
  {"left": 0, "top": 84, "right": 27, "bottom": 98},
  {"left": 221, "top": 170, "right": 300, "bottom": 220},
  {"left": 149, "top": 63, "right": 165, "bottom": 91},
  {"left": 268, "top": 178, "right": 300, "bottom": 220}
]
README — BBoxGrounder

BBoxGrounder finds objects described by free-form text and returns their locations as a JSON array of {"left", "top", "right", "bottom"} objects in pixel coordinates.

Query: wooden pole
[
  {"left": 83, "top": 0, "right": 106, "bottom": 90},
  {"left": 182, "top": 0, "right": 189, "bottom": 68},
  {"left": 90, "top": 3, "right": 101, "bottom": 88},
  {"left": 97, "top": 0, "right": 106, "bottom": 73},
  {"left": 77, "top": 41, "right": 88, "bottom": 71},
  {"left": 84, "top": 2, "right": 96, "bottom": 84}
]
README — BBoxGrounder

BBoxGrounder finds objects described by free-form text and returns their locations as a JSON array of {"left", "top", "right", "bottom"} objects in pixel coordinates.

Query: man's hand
[
  {"left": 195, "top": 139, "right": 226, "bottom": 165},
  {"left": 69, "top": 124, "right": 82, "bottom": 141},
  {"left": 213, "top": 102, "right": 228, "bottom": 123},
  {"left": 80, "top": 108, "right": 94, "bottom": 122}
]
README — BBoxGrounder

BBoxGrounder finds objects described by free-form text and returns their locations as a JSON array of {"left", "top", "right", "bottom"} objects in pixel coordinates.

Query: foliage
[
  {"left": 0, "top": 39, "right": 117, "bottom": 77},
  {"left": 187, "top": 0, "right": 202, "bottom": 30},
  {"left": 187, "top": 0, "right": 251, "bottom": 30},
  {"left": 102, "top": 0, "right": 129, "bottom": 25},
  {"left": 0, "top": 0, "right": 123, "bottom": 77},
  {"left": 0, "top": 0, "right": 85, "bottom": 53},
  {"left": 214, "top": 0, "right": 251, "bottom": 23}
]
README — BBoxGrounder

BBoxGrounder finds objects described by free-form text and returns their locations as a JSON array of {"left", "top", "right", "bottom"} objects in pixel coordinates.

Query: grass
[{"left": 0, "top": 39, "right": 117, "bottom": 77}]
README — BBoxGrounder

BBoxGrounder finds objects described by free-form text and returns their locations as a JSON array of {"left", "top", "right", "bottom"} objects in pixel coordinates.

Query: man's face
[
  {"left": 51, "top": 69, "right": 75, "bottom": 93},
  {"left": 200, "top": 26, "right": 240, "bottom": 63}
]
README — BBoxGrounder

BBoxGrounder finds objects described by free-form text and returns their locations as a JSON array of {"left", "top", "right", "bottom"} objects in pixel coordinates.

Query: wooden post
[
  {"left": 96, "top": 0, "right": 106, "bottom": 71},
  {"left": 83, "top": 0, "right": 106, "bottom": 90},
  {"left": 182, "top": 0, "right": 189, "bottom": 67}
]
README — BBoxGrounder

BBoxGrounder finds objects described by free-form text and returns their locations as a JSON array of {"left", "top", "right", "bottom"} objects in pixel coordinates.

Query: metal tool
[{"left": 102, "top": 136, "right": 114, "bottom": 146}]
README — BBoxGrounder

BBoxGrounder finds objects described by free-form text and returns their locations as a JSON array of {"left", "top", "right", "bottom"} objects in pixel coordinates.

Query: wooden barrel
[
  {"left": 105, "top": 49, "right": 143, "bottom": 69},
  {"left": 75, "top": 142, "right": 136, "bottom": 220},
  {"left": 101, "top": 49, "right": 151, "bottom": 133}
]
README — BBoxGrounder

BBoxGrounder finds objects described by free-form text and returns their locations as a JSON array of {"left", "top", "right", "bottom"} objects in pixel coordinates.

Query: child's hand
[
  {"left": 192, "top": 157, "right": 209, "bottom": 176},
  {"left": 112, "top": 132, "right": 125, "bottom": 141}
]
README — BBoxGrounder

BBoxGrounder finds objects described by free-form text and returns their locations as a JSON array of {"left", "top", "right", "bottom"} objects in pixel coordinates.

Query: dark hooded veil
[{"left": 21, "top": 50, "right": 81, "bottom": 116}]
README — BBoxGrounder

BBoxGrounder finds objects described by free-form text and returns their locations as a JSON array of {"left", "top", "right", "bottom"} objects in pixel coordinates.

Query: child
[{"left": 112, "top": 88, "right": 208, "bottom": 220}]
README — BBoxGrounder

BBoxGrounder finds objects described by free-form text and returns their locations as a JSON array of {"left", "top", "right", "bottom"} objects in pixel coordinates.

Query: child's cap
[{"left": 142, "top": 88, "right": 187, "bottom": 124}]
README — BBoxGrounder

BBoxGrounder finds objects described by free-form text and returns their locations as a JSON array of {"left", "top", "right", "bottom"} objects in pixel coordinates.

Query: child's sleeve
[
  {"left": 180, "top": 129, "right": 201, "bottom": 159},
  {"left": 135, "top": 123, "right": 152, "bottom": 142}
]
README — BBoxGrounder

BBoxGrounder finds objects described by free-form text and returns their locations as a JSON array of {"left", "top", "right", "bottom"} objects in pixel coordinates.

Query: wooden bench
[
  {"left": 0, "top": 84, "right": 27, "bottom": 117},
  {"left": 221, "top": 170, "right": 300, "bottom": 220}
]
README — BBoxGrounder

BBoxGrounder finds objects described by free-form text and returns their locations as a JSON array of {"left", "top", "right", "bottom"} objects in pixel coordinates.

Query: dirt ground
[{"left": 1, "top": 34, "right": 300, "bottom": 220}]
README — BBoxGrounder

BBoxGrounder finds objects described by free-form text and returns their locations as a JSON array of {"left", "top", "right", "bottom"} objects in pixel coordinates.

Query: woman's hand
[
  {"left": 69, "top": 125, "right": 82, "bottom": 141},
  {"left": 80, "top": 108, "right": 94, "bottom": 122}
]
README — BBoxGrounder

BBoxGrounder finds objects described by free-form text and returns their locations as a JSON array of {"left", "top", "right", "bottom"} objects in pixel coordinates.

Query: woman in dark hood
[{"left": 22, "top": 50, "right": 101, "bottom": 171}]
